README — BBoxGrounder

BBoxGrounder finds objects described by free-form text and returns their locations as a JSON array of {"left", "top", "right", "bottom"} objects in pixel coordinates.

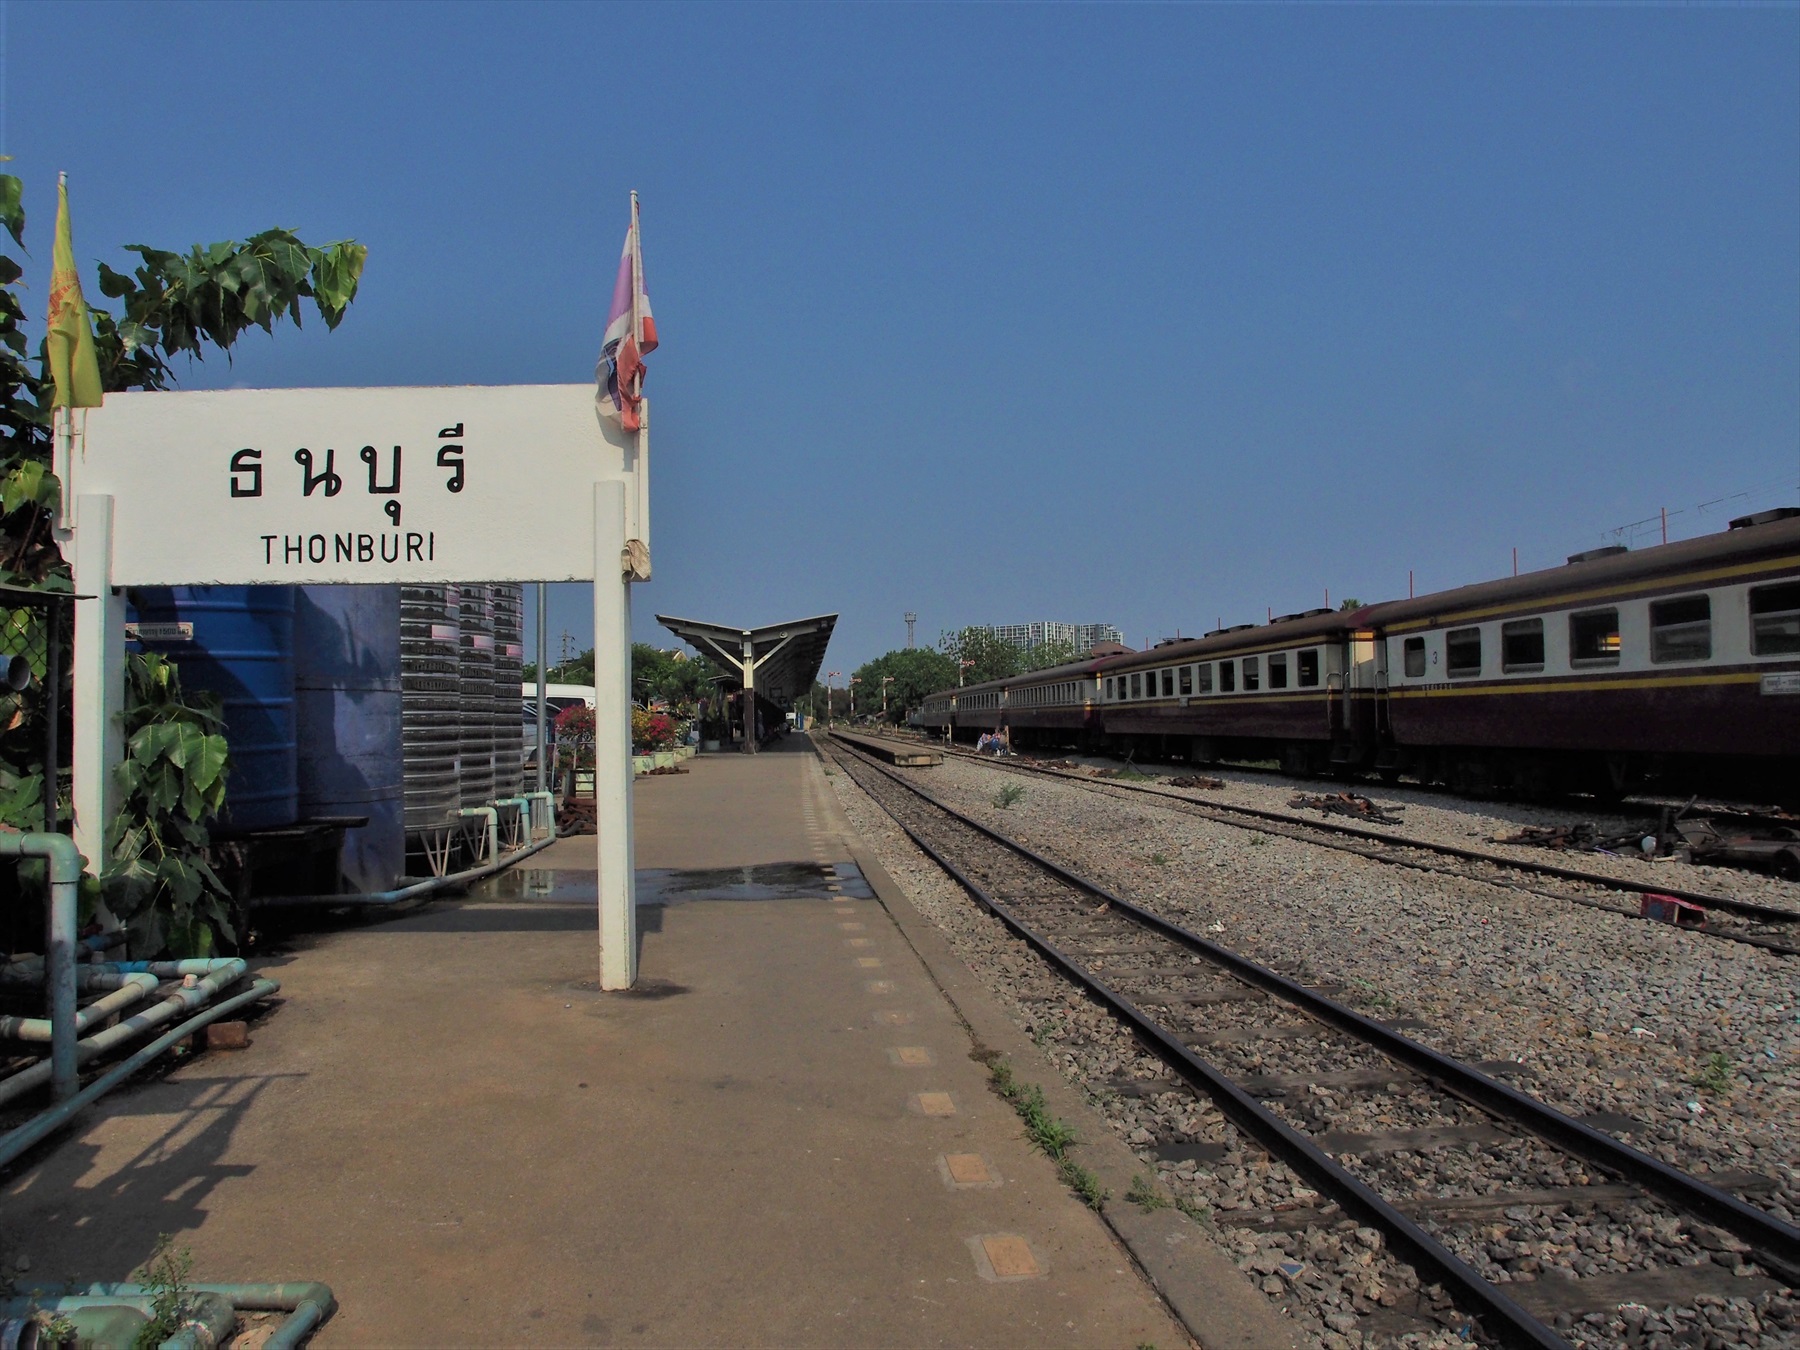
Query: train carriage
[
  {"left": 1368, "top": 508, "right": 1800, "bottom": 798},
  {"left": 1095, "top": 610, "right": 1367, "bottom": 773}
]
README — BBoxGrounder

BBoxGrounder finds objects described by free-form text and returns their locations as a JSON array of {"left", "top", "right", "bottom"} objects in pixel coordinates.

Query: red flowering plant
[
  {"left": 631, "top": 708, "right": 676, "bottom": 751},
  {"left": 555, "top": 703, "right": 595, "bottom": 770}
]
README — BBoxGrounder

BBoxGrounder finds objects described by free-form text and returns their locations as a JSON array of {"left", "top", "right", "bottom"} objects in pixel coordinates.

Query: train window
[
  {"left": 1297, "top": 649, "right": 1320, "bottom": 687},
  {"left": 1403, "top": 637, "right": 1426, "bottom": 678},
  {"left": 1501, "top": 618, "right": 1545, "bottom": 673},
  {"left": 1268, "top": 653, "right": 1288, "bottom": 689},
  {"left": 1750, "top": 582, "right": 1800, "bottom": 656},
  {"left": 1218, "top": 660, "right": 1235, "bottom": 693},
  {"left": 1569, "top": 609, "right": 1620, "bottom": 666},
  {"left": 1178, "top": 665, "right": 1193, "bottom": 696},
  {"left": 1650, "top": 595, "right": 1712, "bottom": 664},
  {"left": 1161, "top": 669, "right": 1174, "bottom": 697},
  {"left": 1131, "top": 672, "right": 1143, "bottom": 699},
  {"left": 1242, "top": 655, "right": 1260, "bottom": 691},
  {"left": 1105, "top": 677, "right": 1115, "bottom": 699},
  {"left": 1446, "top": 627, "right": 1482, "bottom": 678},
  {"left": 1196, "top": 662, "right": 1214, "bottom": 693}
]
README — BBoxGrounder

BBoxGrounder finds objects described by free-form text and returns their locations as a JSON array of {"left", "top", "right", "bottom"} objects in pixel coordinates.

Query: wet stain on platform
[{"left": 474, "top": 862, "right": 872, "bottom": 906}]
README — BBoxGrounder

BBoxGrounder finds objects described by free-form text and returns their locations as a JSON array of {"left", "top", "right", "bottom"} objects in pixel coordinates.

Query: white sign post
[{"left": 73, "top": 383, "right": 647, "bottom": 988}]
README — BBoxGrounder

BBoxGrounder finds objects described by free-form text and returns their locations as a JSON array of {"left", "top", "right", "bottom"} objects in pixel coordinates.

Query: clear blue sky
[{"left": 11, "top": 2, "right": 1798, "bottom": 673}]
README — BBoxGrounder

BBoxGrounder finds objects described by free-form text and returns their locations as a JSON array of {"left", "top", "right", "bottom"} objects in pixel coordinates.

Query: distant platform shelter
[{"left": 657, "top": 613, "right": 836, "bottom": 752}]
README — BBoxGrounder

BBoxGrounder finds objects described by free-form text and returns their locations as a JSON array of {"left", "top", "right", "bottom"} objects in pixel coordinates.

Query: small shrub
[
  {"left": 993, "top": 782, "right": 1026, "bottom": 809},
  {"left": 1693, "top": 1051, "right": 1734, "bottom": 1095},
  {"left": 1127, "top": 1173, "right": 1169, "bottom": 1211},
  {"left": 132, "top": 1234, "right": 195, "bottom": 1349}
]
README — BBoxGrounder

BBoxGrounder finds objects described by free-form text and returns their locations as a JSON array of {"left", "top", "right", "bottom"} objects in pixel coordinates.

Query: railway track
[
  {"left": 894, "top": 735, "right": 1800, "bottom": 956},
  {"left": 822, "top": 734, "right": 1800, "bottom": 1350}
]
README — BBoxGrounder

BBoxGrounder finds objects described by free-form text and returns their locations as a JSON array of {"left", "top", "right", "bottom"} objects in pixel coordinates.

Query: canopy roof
[{"left": 656, "top": 612, "right": 837, "bottom": 709}]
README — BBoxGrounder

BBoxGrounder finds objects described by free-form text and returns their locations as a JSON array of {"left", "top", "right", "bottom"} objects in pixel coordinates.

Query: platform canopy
[{"left": 657, "top": 612, "right": 837, "bottom": 714}]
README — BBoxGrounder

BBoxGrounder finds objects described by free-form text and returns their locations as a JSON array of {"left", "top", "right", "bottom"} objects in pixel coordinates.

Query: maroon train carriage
[
  {"left": 1094, "top": 609, "right": 1371, "bottom": 774},
  {"left": 916, "top": 509, "right": 1800, "bottom": 801},
  {"left": 1368, "top": 508, "right": 1800, "bottom": 800},
  {"left": 914, "top": 656, "right": 1107, "bottom": 748}
]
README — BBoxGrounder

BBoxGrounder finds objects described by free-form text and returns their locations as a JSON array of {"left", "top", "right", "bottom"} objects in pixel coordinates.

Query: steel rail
[
  {"left": 826, "top": 742, "right": 1568, "bottom": 1350},
  {"left": 828, "top": 735, "right": 1800, "bottom": 1278},
  {"left": 914, "top": 736, "right": 1799, "bottom": 927}
]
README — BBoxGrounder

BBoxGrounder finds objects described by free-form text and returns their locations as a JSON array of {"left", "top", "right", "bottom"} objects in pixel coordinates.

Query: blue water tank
[
  {"left": 129, "top": 586, "right": 299, "bottom": 830},
  {"left": 295, "top": 586, "right": 405, "bottom": 894}
]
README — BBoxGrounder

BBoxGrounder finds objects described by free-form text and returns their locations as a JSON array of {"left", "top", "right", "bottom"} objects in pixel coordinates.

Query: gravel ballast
[{"left": 820, "top": 740, "right": 1798, "bottom": 1349}]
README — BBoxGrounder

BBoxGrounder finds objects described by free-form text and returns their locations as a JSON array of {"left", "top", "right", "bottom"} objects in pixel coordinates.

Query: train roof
[
  {"left": 1364, "top": 509, "right": 1800, "bottom": 632},
  {"left": 1098, "top": 607, "right": 1365, "bottom": 671},
  {"left": 929, "top": 652, "right": 1112, "bottom": 700}
]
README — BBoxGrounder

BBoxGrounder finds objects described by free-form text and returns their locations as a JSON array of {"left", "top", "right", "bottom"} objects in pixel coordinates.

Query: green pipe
[
  {"left": 0, "top": 1279, "right": 334, "bottom": 1349},
  {"left": 0, "top": 832, "right": 84, "bottom": 1102},
  {"left": 0, "top": 979, "right": 278, "bottom": 1168},
  {"left": 251, "top": 830, "right": 559, "bottom": 909},
  {"left": 0, "top": 972, "right": 160, "bottom": 1042},
  {"left": 0, "top": 961, "right": 249, "bottom": 1110}
]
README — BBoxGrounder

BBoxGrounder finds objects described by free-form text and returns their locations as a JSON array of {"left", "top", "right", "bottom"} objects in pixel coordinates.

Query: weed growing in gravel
[
  {"left": 1149, "top": 852, "right": 1170, "bottom": 866},
  {"left": 1248, "top": 833, "right": 1267, "bottom": 846},
  {"left": 1126, "top": 1173, "right": 1169, "bottom": 1211},
  {"left": 988, "top": 1059, "right": 1107, "bottom": 1209},
  {"left": 1347, "top": 977, "right": 1392, "bottom": 1010},
  {"left": 1175, "top": 1195, "right": 1213, "bottom": 1226},
  {"left": 1693, "top": 1051, "right": 1735, "bottom": 1095},
  {"left": 993, "top": 782, "right": 1027, "bottom": 809}
]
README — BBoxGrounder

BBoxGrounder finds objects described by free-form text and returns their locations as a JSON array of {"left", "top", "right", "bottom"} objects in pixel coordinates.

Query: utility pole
[
  {"left": 849, "top": 676, "right": 861, "bottom": 720},
  {"left": 881, "top": 675, "right": 894, "bottom": 719},
  {"left": 958, "top": 659, "right": 974, "bottom": 687},
  {"left": 826, "top": 671, "right": 839, "bottom": 729},
  {"left": 905, "top": 612, "right": 916, "bottom": 648}
]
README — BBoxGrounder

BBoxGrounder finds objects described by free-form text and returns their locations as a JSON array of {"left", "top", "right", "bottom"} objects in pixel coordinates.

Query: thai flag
[{"left": 597, "top": 192, "right": 658, "bottom": 433}]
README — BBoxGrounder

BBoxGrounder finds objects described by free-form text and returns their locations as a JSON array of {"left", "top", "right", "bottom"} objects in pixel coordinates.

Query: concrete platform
[{"left": 0, "top": 736, "right": 1192, "bottom": 1347}]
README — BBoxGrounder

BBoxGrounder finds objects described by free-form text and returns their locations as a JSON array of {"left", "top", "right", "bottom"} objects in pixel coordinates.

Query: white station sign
[{"left": 77, "top": 384, "right": 643, "bottom": 585}]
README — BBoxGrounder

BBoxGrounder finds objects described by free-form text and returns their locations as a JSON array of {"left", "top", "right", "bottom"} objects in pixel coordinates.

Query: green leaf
[
  {"left": 182, "top": 731, "right": 228, "bottom": 793},
  {"left": 0, "top": 176, "right": 23, "bottom": 249}
]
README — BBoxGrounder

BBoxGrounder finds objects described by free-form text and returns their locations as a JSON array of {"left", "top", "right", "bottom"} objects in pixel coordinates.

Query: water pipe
[
  {"left": 249, "top": 829, "right": 559, "bottom": 909},
  {"left": 0, "top": 978, "right": 278, "bottom": 1168},
  {"left": 0, "top": 833, "right": 82, "bottom": 1102},
  {"left": 0, "top": 971, "right": 159, "bottom": 1041},
  {"left": 495, "top": 796, "right": 529, "bottom": 849},
  {"left": 0, "top": 959, "right": 249, "bottom": 1110},
  {"left": 523, "top": 790, "right": 558, "bottom": 840},
  {"left": 0, "top": 1279, "right": 332, "bottom": 1349},
  {"left": 457, "top": 806, "right": 499, "bottom": 863}
]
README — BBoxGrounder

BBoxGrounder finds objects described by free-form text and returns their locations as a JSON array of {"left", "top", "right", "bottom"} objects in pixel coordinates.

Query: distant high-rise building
[
  {"left": 1074, "top": 623, "right": 1125, "bottom": 650},
  {"left": 974, "top": 621, "right": 1123, "bottom": 654}
]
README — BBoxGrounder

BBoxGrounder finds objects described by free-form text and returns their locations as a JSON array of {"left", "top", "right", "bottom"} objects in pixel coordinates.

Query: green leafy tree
[
  {"left": 1020, "top": 637, "right": 1082, "bottom": 672},
  {"left": 104, "top": 654, "right": 234, "bottom": 957},
  {"left": 850, "top": 648, "right": 958, "bottom": 723},
  {"left": 0, "top": 171, "right": 366, "bottom": 956},
  {"left": 938, "top": 627, "right": 1026, "bottom": 685}
]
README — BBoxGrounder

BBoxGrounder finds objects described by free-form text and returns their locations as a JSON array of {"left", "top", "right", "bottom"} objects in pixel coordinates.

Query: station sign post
[{"left": 70, "top": 383, "right": 648, "bottom": 988}]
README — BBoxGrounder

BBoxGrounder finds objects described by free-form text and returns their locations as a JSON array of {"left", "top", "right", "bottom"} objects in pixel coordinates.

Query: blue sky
[{"left": 10, "top": 2, "right": 1798, "bottom": 672}]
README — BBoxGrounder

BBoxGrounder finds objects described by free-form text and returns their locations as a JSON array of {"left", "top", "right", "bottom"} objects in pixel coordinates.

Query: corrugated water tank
[
  {"left": 128, "top": 586, "right": 298, "bottom": 831},
  {"left": 400, "top": 585, "right": 461, "bottom": 829},
  {"left": 490, "top": 584, "right": 525, "bottom": 798},
  {"left": 295, "top": 586, "right": 405, "bottom": 893},
  {"left": 458, "top": 585, "right": 496, "bottom": 808}
]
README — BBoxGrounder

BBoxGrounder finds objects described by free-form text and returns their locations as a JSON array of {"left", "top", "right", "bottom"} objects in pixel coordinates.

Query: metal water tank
[
  {"left": 489, "top": 584, "right": 525, "bottom": 798},
  {"left": 295, "top": 586, "right": 405, "bottom": 894},
  {"left": 128, "top": 586, "right": 298, "bottom": 830},
  {"left": 400, "top": 584, "right": 461, "bottom": 829},
  {"left": 458, "top": 585, "right": 495, "bottom": 807}
]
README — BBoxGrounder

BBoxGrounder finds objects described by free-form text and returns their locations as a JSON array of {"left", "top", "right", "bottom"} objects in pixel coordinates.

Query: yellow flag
[{"left": 46, "top": 175, "right": 103, "bottom": 409}]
